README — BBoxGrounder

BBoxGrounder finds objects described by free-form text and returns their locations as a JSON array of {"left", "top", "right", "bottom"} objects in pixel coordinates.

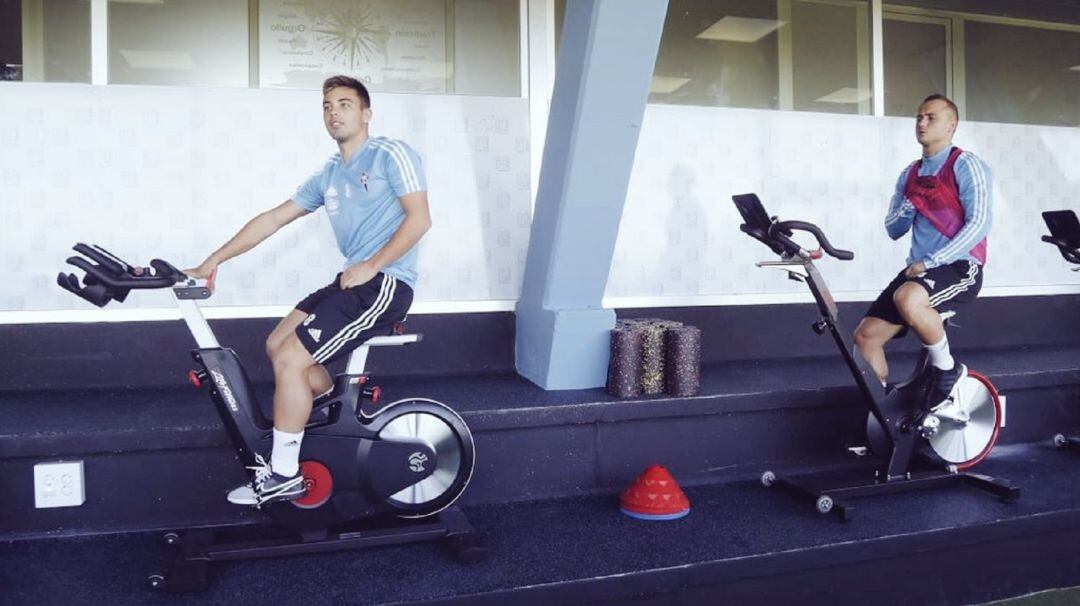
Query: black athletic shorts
[
  {"left": 294, "top": 272, "right": 413, "bottom": 365},
  {"left": 865, "top": 259, "right": 983, "bottom": 328}
]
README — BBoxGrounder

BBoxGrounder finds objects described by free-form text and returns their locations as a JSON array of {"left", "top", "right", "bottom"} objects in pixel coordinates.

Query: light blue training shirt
[
  {"left": 884, "top": 145, "right": 993, "bottom": 269},
  {"left": 292, "top": 136, "right": 427, "bottom": 288}
]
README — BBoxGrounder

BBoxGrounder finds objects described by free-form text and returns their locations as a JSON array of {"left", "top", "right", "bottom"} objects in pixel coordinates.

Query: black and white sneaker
[
  {"left": 226, "top": 454, "right": 306, "bottom": 507},
  {"left": 929, "top": 364, "right": 969, "bottom": 422}
]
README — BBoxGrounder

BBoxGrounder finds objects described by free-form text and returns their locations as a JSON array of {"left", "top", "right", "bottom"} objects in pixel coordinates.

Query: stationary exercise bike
[
  {"left": 733, "top": 194, "right": 1019, "bottom": 520},
  {"left": 1040, "top": 209, "right": 1080, "bottom": 452},
  {"left": 58, "top": 243, "right": 480, "bottom": 591}
]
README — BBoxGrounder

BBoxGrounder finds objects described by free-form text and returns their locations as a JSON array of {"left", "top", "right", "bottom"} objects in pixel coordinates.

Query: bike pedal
[{"left": 918, "top": 414, "right": 941, "bottom": 438}]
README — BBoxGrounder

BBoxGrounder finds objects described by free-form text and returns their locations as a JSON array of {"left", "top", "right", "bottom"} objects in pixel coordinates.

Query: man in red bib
[{"left": 854, "top": 94, "right": 993, "bottom": 415}]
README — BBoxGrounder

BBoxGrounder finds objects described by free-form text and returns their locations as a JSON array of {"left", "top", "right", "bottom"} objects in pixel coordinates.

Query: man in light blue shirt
[
  {"left": 854, "top": 94, "right": 993, "bottom": 416},
  {"left": 187, "top": 75, "right": 430, "bottom": 505}
]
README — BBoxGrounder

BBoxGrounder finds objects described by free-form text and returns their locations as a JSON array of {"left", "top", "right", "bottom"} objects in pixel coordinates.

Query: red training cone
[{"left": 619, "top": 464, "right": 691, "bottom": 521}]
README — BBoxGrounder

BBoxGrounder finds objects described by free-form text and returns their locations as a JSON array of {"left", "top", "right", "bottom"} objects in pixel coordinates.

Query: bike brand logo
[
  {"left": 408, "top": 452, "right": 428, "bottom": 473},
  {"left": 210, "top": 370, "right": 239, "bottom": 413}
]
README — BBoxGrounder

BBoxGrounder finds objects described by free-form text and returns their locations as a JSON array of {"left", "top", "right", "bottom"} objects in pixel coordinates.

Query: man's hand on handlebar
[
  {"left": 904, "top": 260, "right": 927, "bottom": 278},
  {"left": 184, "top": 259, "right": 218, "bottom": 280}
]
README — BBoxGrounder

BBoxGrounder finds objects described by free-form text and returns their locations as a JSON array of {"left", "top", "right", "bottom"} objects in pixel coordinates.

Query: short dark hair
[
  {"left": 322, "top": 75, "right": 371, "bottom": 108},
  {"left": 921, "top": 93, "right": 958, "bottom": 120}
]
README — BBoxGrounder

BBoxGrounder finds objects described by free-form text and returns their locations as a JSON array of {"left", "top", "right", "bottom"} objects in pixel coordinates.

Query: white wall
[
  {"left": 0, "top": 83, "right": 531, "bottom": 315},
  {"left": 606, "top": 104, "right": 1080, "bottom": 305},
  {"left": 1, "top": 83, "right": 1078, "bottom": 320}
]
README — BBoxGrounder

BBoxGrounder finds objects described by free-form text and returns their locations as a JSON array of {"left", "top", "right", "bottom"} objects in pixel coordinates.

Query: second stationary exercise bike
[
  {"left": 1040, "top": 209, "right": 1080, "bottom": 452},
  {"left": 733, "top": 193, "right": 1019, "bottom": 520},
  {"left": 58, "top": 243, "right": 480, "bottom": 591}
]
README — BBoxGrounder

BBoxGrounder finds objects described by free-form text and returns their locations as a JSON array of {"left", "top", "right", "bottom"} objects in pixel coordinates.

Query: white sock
[
  {"left": 270, "top": 428, "right": 304, "bottom": 477},
  {"left": 925, "top": 336, "right": 955, "bottom": 371}
]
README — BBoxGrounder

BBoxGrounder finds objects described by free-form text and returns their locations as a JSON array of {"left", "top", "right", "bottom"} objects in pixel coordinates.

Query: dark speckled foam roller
[
  {"left": 639, "top": 319, "right": 683, "bottom": 395},
  {"left": 639, "top": 323, "right": 666, "bottom": 394},
  {"left": 665, "top": 325, "right": 701, "bottom": 397},
  {"left": 607, "top": 325, "right": 645, "bottom": 398}
]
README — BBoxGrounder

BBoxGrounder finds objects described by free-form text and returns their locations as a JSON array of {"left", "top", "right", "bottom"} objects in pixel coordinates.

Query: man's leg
[
  {"left": 857, "top": 271, "right": 911, "bottom": 383},
  {"left": 267, "top": 310, "right": 332, "bottom": 396},
  {"left": 270, "top": 334, "right": 320, "bottom": 433},
  {"left": 227, "top": 333, "right": 317, "bottom": 506},
  {"left": 226, "top": 327, "right": 319, "bottom": 506},
  {"left": 853, "top": 317, "right": 905, "bottom": 383},
  {"left": 893, "top": 281, "right": 966, "bottom": 409},
  {"left": 893, "top": 282, "right": 945, "bottom": 345}
]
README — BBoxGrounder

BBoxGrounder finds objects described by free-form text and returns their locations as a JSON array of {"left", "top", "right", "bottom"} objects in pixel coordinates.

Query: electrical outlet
[
  {"left": 34, "top": 461, "right": 85, "bottom": 509},
  {"left": 999, "top": 395, "right": 1007, "bottom": 428}
]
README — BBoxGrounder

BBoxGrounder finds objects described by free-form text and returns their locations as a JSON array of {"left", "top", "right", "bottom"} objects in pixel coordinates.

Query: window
[
  {"left": 883, "top": 14, "right": 949, "bottom": 117},
  {"left": 109, "top": 0, "right": 249, "bottom": 87},
  {"left": 965, "top": 20, "right": 1080, "bottom": 126},
  {"left": 648, "top": 0, "right": 872, "bottom": 115},
  {"left": 257, "top": 0, "right": 520, "bottom": 95},
  {"left": 0, "top": 0, "right": 91, "bottom": 83},
  {"left": 885, "top": 2, "right": 1080, "bottom": 126}
]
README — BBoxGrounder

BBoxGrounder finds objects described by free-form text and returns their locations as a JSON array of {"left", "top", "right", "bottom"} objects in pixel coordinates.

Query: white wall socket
[{"left": 34, "top": 461, "right": 86, "bottom": 509}]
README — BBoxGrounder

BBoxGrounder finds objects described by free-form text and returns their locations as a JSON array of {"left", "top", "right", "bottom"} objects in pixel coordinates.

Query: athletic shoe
[
  {"left": 929, "top": 364, "right": 969, "bottom": 422},
  {"left": 226, "top": 453, "right": 305, "bottom": 507}
]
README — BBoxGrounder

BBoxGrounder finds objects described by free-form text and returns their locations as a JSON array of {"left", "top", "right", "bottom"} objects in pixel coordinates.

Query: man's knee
[
  {"left": 270, "top": 334, "right": 315, "bottom": 374},
  {"left": 266, "top": 334, "right": 283, "bottom": 360},
  {"left": 893, "top": 283, "right": 929, "bottom": 318},
  {"left": 266, "top": 310, "right": 310, "bottom": 360},
  {"left": 854, "top": 322, "right": 884, "bottom": 351}
]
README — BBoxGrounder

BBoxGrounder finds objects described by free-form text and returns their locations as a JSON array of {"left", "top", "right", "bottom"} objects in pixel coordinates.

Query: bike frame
[
  {"left": 174, "top": 285, "right": 436, "bottom": 524},
  {"left": 758, "top": 256, "right": 930, "bottom": 481}
]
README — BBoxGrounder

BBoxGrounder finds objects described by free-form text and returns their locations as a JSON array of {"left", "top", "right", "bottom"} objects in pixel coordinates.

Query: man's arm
[
  {"left": 340, "top": 192, "right": 431, "bottom": 288},
  {"left": 186, "top": 200, "right": 310, "bottom": 278},
  {"left": 922, "top": 153, "right": 992, "bottom": 269},
  {"left": 885, "top": 165, "right": 916, "bottom": 241}
]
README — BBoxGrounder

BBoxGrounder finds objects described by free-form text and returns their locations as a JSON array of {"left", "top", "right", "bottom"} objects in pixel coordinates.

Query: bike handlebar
[
  {"left": 733, "top": 193, "right": 855, "bottom": 262},
  {"left": 770, "top": 220, "right": 855, "bottom": 261},
  {"left": 57, "top": 243, "right": 185, "bottom": 307},
  {"left": 1042, "top": 235, "right": 1080, "bottom": 265}
]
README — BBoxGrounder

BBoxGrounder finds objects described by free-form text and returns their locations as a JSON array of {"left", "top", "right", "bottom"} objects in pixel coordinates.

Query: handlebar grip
[
  {"left": 64, "top": 250, "right": 178, "bottom": 289},
  {"left": 1042, "top": 235, "right": 1080, "bottom": 264},
  {"left": 73, "top": 243, "right": 128, "bottom": 277},
  {"left": 56, "top": 272, "right": 111, "bottom": 307},
  {"left": 59, "top": 243, "right": 184, "bottom": 308},
  {"left": 150, "top": 258, "right": 185, "bottom": 281}
]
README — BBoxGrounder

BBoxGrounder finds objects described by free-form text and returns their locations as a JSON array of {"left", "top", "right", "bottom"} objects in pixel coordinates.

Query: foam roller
[
  {"left": 607, "top": 325, "right": 645, "bottom": 398},
  {"left": 665, "top": 325, "right": 701, "bottom": 397}
]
